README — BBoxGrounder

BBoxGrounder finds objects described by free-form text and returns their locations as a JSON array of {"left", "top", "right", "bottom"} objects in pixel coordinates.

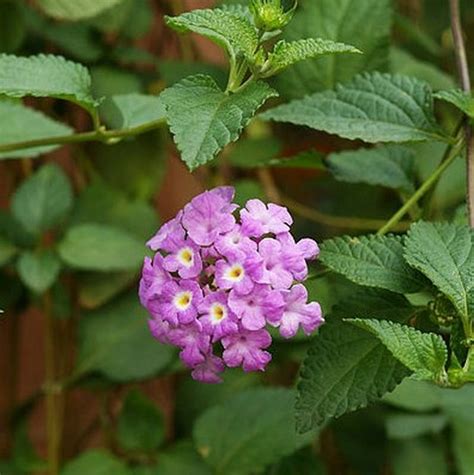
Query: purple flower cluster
[{"left": 139, "top": 187, "right": 323, "bottom": 383}]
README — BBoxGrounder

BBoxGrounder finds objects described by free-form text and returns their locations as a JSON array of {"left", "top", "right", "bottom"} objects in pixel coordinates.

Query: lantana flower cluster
[{"left": 139, "top": 187, "right": 323, "bottom": 383}]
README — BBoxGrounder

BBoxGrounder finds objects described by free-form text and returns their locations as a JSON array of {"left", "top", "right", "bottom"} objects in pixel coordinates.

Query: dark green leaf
[
  {"left": 12, "top": 164, "right": 73, "bottom": 235},
  {"left": 0, "top": 236, "right": 17, "bottom": 266},
  {"left": 17, "top": 250, "right": 61, "bottom": 294},
  {"left": 77, "top": 293, "right": 175, "bottom": 381},
  {"left": 162, "top": 75, "right": 277, "bottom": 170},
  {"left": 319, "top": 234, "right": 424, "bottom": 294},
  {"left": 60, "top": 450, "right": 129, "bottom": 475},
  {"left": 117, "top": 389, "right": 165, "bottom": 452},
  {"left": 0, "top": 0, "right": 26, "bottom": 53},
  {"left": 263, "top": 73, "right": 448, "bottom": 144},
  {"left": 194, "top": 388, "right": 315, "bottom": 475},
  {"left": 58, "top": 224, "right": 145, "bottom": 272},
  {"left": 296, "top": 319, "right": 409, "bottom": 433}
]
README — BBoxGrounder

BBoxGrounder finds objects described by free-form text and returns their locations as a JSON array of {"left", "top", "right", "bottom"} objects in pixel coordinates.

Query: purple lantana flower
[
  {"left": 268, "top": 284, "right": 324, "bottom": 338},
  {"left": 139, "top": 186, "right": 323, "bottom": 383},
  {"left": 222, "top": 327, "right": 272, "bottom": 372}
]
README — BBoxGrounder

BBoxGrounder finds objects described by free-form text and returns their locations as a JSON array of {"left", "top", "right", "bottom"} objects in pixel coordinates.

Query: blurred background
[{"left": 0, "top": 0, "right": 473, "bottom": 474}]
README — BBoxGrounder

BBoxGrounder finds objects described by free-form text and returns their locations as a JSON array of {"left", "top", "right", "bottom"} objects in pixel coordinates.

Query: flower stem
[
  {"left": 0, "top": 119, "right": 166, "bottom": 156},
  {"left": 449, "top": 0, "right": 474, "bottom": 228},
  {"left": 377, "top": 140, "right": 464, "bottom": 235}
]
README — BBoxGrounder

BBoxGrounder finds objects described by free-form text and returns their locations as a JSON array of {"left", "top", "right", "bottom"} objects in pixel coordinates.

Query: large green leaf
[
  {"left": 11, "top": 164, "right": 73, "bottom": 235},
  {"left": 275, "top": 0, "right": 392, "bottom": 98},
  {"left": 319, "top": 234, "right": 424, "bottom": 294},
  {"left": 434, "top": 89, "right": 474, "bottom": 118},
  {"left": 162, "top": 75, "right": 277, "bottom": 170},
  {"left": 263, "top": 73, "right": 448, "bottom": 144},
  {"left": 194, "top": 388, "right": 315, "bottom": 475},
  {"left": 165, "top": 9, "right": 258, "bottom": 65},
  {"left": 105, "top": 94, "right": 166, "bottom": 130},
  {"left": 296, "top": 319, "right": 409, "bottom": 433},
  {"left": 117, "top": 389, "right": 165, "bottom": 452},
  {"left": 0, "top": 101, "right": 72, "bottom": 159},
  {"left": 58, "top": 224, "right": 145, "bottom": 272},
  {"left": 386, "top": 413, "right": 447, "bottom": 439},
  {"left": 404, "top": 222, "right": 474, "bottom": 321},
  {"left": 60, "top": 450, "right": 129, "bottom": 475},
  {"left": 16, "top": 250, "right": 61, "bottom": 294},
  {"left": 37, "top": 0, "right": 125, "bottom": 21},
  {"left": 349, "top": 319, "right": 448, "bottom": 382},
  {"left": 77, "top": 293, "right": 175, "bottom": 381},
  {"left": 326, "top": 145, "right": 416, "bottom": 193},
  {"left": 263, "top": 38, "right": 361, "bottom": 76},
  {"left": 0, "top": 54, "right": 98, "bottom": 113}
]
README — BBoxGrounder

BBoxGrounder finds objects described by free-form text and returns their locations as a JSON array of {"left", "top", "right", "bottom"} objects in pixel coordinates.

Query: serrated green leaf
[
  {"left": 194, "top": 388, "right": 315, "bottom": 475},
  {"left": 60, "top": 450, "right": 129, "bottom": 475},
  {"left": 165, "top": 9, "right": 258, "bottom": 65},
  {"left": 326, "top": 145, "right": 416, "bottom": 193},
  {"left": 37, "top": 0, "right": 125, "bottom": 21},
  {"left": 105, "top": 94, "right": 166, "bottom": 130},
  {"left": 17, "top": 250, "right": 61, "bottom": 294},
  {"left": 0, "top": 101, "right": 72, "bottom": 159},
  {"left": 77, "top": 293, "right": 175, "bottom": 381},
  {"left": 162, "top": 75, "right": 277, "bottom": 170},
  {"left": 404, "top": 222, "right": 474, "bottom": 321},
  {"left": 319, "top": 234, "right": 424, "bottom": 294},
  {"left": 0, "top": 54, "right": 98, "bottom": 114},
  {"left": 434, "top": 89, "right": 474, "bottom": 118},
  {"left": 58, "top": 224, "right": 145, "bottom": 272},
  {"left": 263, "top": 72, "right": 449, "bottom": 144},
  {"left": 296, "top": 319, "right": 409, "bottom": 433},
  {"left": 348, "top": 319, "right": 448, "bottom": 381},
  {"left": 264, "top": 38, "right": 361, "bottom": 76},
  {"left": 274, "top": 0, "right": 392, "bottom": 99},
  {"left": 0, "top": 236, "right": 17, "bottom": 266},
  {"left": 12, "top": 164, "right": 73, "bottom": 235},
  {"left": 117, "top": 389, "right": 165, "bottom": 452}
]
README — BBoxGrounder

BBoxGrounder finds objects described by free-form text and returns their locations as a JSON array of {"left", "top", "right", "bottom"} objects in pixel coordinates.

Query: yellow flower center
[
  {"left": 174, "top": 291, "right": 192, "bottom": 310},
  {"left": 225, "top": 264, "right": 245, "bottom": 282},
  {"left": 178, "top": 247, "right": 194, "bottom": 267},
  {"left": 210, "top": 303, "right": 226, "bottom": 324}
]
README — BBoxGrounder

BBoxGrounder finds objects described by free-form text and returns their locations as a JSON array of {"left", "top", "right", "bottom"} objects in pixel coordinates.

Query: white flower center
[
  {"left": 225, "top": 264, "right": 245, "bottom": 283},
  {"left": 173, "top": 291, "right": 192, "bottom": 311},
  {"left": 210, "top": 303, "right": 227, "bottom": 324},
  {"left": 177, "top": 247, "right": 194, "bottom": 267}
]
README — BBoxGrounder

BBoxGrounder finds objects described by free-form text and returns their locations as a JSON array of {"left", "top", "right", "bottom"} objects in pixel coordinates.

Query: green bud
[{"left": 250, "top": 0, "right": 297, "bottom": 32}]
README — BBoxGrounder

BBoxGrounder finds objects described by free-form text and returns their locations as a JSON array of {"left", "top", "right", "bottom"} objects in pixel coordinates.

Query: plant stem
[
  {"left": 378, "top": 140, "right": 464, "bottom": 235},
  {"left": 0, "top": 119, "right": 167, "bottom": 155},
  {"left": 44, "top": 292, "right": 61, "bottom": 475},
  {"left": 449, "top": 0, "right": 474, "bottom": 228}
]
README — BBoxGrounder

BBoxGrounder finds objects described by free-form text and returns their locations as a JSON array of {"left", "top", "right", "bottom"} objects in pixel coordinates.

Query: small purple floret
[{"left": 139, "top": 186, "right": 323, "bottom": 383}]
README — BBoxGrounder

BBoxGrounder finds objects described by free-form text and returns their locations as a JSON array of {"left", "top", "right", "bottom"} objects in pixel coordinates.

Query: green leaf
[
  {"left": 449, "top": 409, "right": 474, "bottom": 475},
  {"left": 386, "top": 413, "right": 447, "bottom": 439},
  {"left": 0, "top": 0, "right": 26, "bottom": 53},
  {"left": 319, "top": 234, "right": 424, "bottom": 294},
  {"left": 391, "top": 437, "right": 449, "bottom": 475},
  {"left": 0, "top": 54, "right": 98, "bottom": 114},
  {"left": 404, "top": 222, "right": 474, "bottom": 321},
  {"left": 434, "top": 89, "right": 474, "bottom": 118},
  {"left": 383, "top": 379, "right": 442, "bottom": 412},
  {"left": 117, "top": 389, "right": 165, "bottom": 452},
  {"left": 274, "top": 0, "right": 392, "bottom": 99},
  {"left": 17, "top": 251, "right": 61, "bottom": 294},
  {"left": 37, "top": 0, "right": 125, "bottom": 21},
  {"left": 0, "top": 236, "right": 17, "bottom": 266},
  {"left": 348, "top": 319, "right": 448, "bottom": 381},
  {"left": 165, "top": 9, "right": 258, "bottom": 65},
  {"left": 326, "top": 145, "right": 416, "bottom": 193},
  {"left": 296, "top": 319, "right": 409, "bottom": 433},
  {"left": 263, "top": 73, "right": 448, "bottom": 144},
  {"left": 162, "top": 75, "right": 277, "bottom": 170},
  {"left": 0, "top": 101, "right": 72, "bottom": 159},
  {"left": 194, "top": 388, "right": 315, "bottom": 475},
  {"left": 12, "top": 164, "right": 73, "bottom": 235},
  {"left": 58, "top": 224, "right": 145, "bottom": 272},
  {"left": 77, "top": 293, "right": 175, "bottom": 381},
  {"left": 60, "top": 450, "right": 129, "bottom": 475},
  {"left": 105, "top": 94, "right": 166, "bottom": 130},
  {"left": 264, "top": 38, "right": 361, "bottom": 76}
]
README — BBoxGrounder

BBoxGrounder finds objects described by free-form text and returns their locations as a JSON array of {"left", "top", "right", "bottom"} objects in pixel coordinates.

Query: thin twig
[{"left": 450, "top": 0, "right": 474, "bottom": 228}]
